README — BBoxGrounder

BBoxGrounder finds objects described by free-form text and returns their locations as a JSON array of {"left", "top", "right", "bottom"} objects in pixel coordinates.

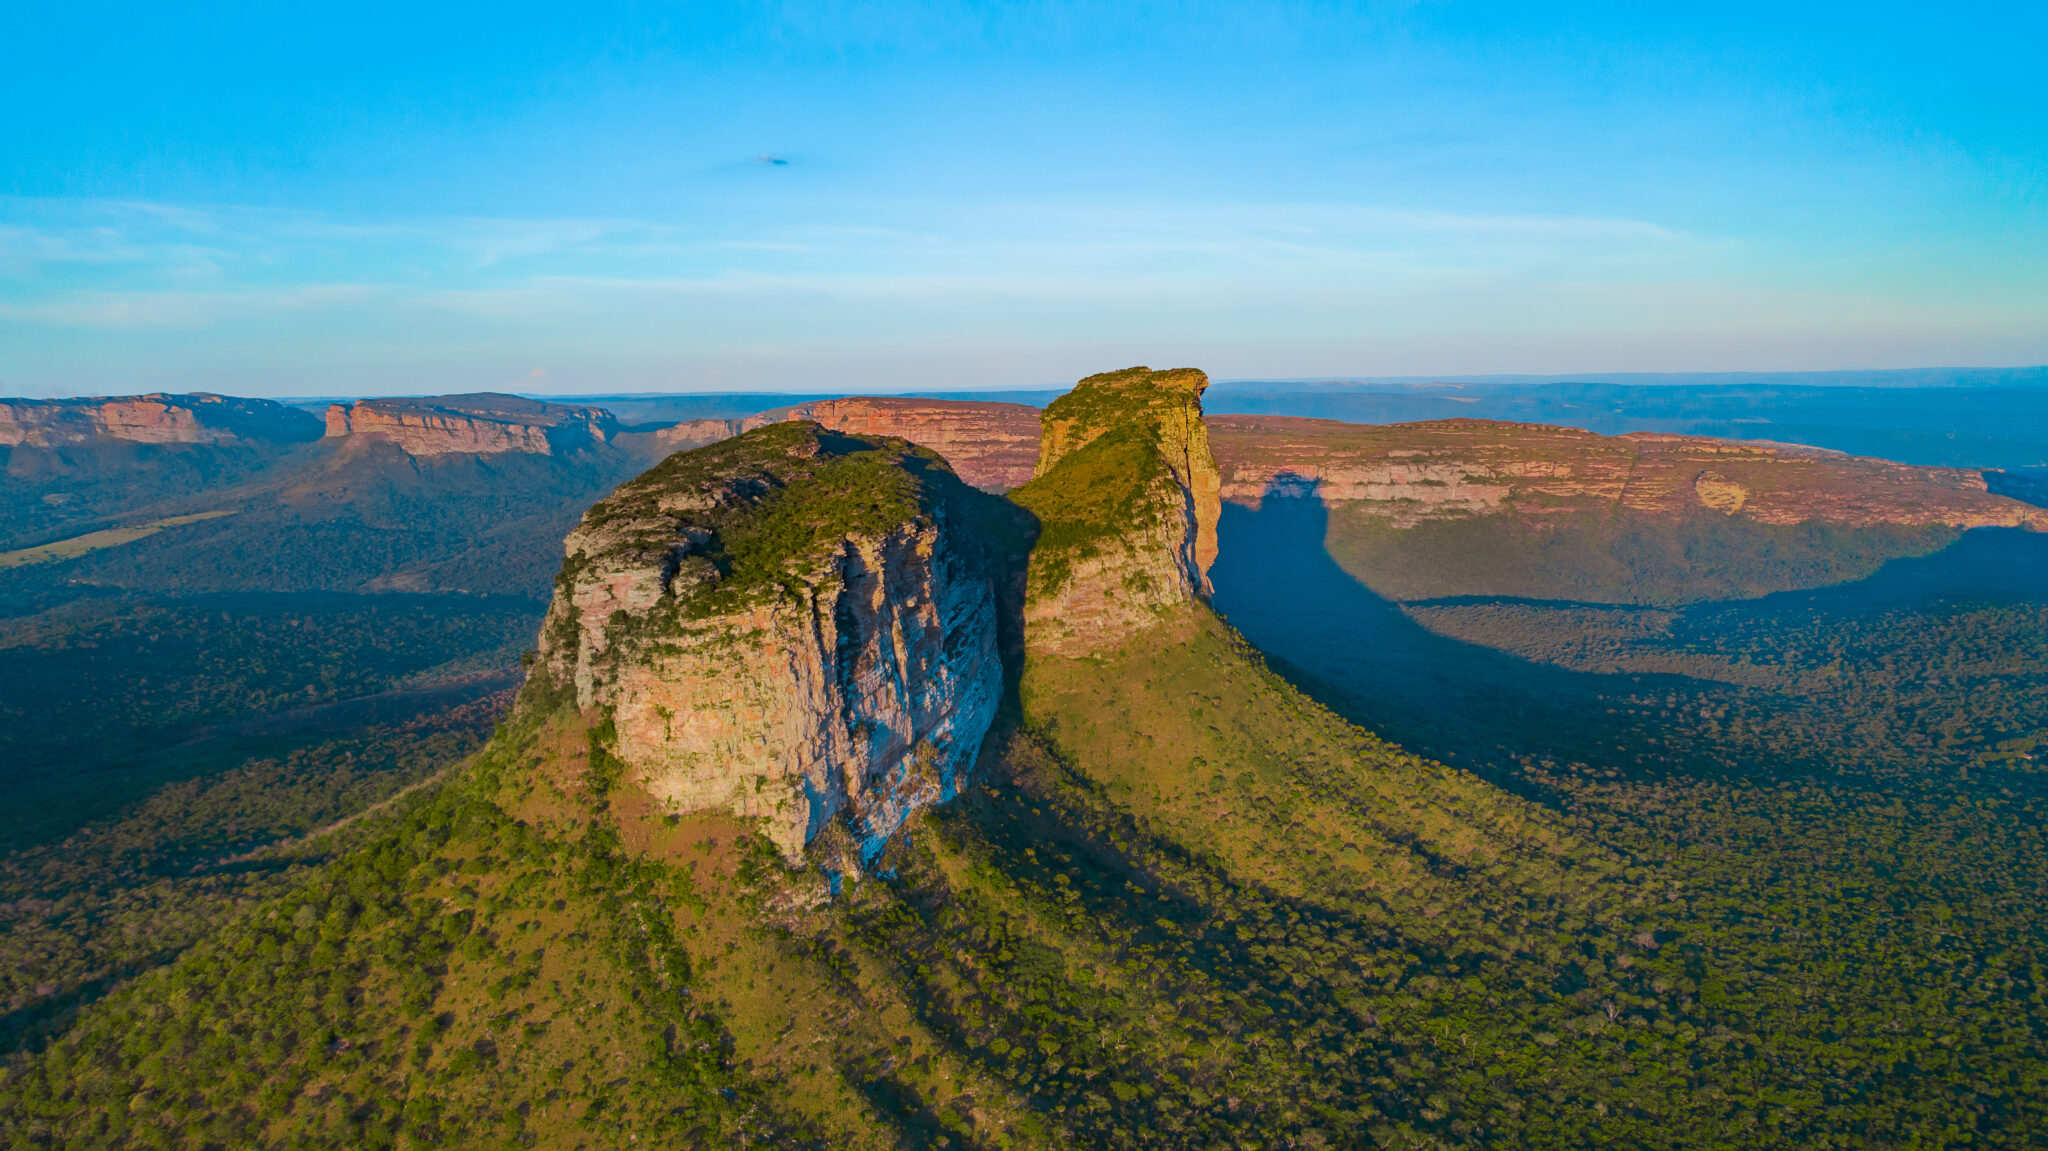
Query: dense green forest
[
  {"left": 0, "top": 593, "right": 540, "bottom": 853},
  {"left": 9, "top": 601, "right": 2048, "bottom": 1147}
]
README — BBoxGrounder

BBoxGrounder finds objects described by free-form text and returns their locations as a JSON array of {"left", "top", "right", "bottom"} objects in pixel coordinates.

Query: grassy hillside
[{"left": 12, "top": 601, "right": 2048, "bottom": 1147}]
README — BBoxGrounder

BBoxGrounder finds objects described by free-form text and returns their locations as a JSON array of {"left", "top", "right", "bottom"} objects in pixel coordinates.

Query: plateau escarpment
[
  {"left": 753, "top": 397, "right": 1044, "bottom": 492},
  {"left": 652, "top": 416, "right": 745, "bottom": 453},
  {"left": 643, "top": 397, "right": 1045, "bottom": 491},
  {"left": 532, "top": 421, "right": 1014, "bottom": 860},
  {"left": 1211, "top": 414, "right": 2048, "bottom": 531},
  {"left": 323, "top": 393, "right": 617, "bottom": 456},
  {"left": 0, "top": 394, "right": 324, "bottom": 552},
  {"left": 1008, "top": 366, "right": 1223, "bottom": 656},
  {"left": 1209, "top": 414, "right": 2048, "bottom": 604},
  {"left": 0, "top": 393, "right": 321, "bottom": 448}
]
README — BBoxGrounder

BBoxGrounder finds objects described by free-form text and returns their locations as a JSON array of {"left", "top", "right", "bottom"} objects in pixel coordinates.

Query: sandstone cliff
[
  {"left": 1210, "top": 415, "right": 2048, "bottom": 531},
  {"left": 744, "top": 398, "right": 1043, "bottom": 492},
  {"left": 1009, "top": 366, "right": 1223, "bottom": 657},
  {"left": 532, "top": 421, "right": 1007, "bottom": 861},
  {"left": 324, "top": 393, "right": 616, "bottom": 456},
  {"left": 652, "top": 417, "right": 745, "bottom": 452},
  {"left": 643, "top": 397, "right": 1044, "bottom": 491},
  {"left": 0, "top": 393, "right": 320, "bottom": 447}
]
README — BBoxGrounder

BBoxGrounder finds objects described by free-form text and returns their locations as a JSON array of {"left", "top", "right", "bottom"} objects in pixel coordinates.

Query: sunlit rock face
[
  {"left": 1209, "top": 415, "right": 2048, "bottom": 531},
  {"left": 653, "top": 418, "right": 744, "bottom": 452},
  {"left": 532, "top": 421, "right": 1006, "bottom": 861},
  {"left": 644, "top": 397, "right": 1043, "bottom": 491},
  {"left": 746, "top": 398, "right": 1044, "bottom": 493},
  {"left": 0, "top": 393, "right": 319, "bottom": 447},
  {"left": 1009, "top": 366, "right": 1223, "bottom": 657},
  {"left": 324, "top": 394, "right": 616, "bottom": 456}
]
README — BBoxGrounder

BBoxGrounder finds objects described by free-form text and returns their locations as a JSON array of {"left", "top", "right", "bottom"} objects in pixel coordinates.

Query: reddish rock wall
[
  {"left": 742, "top": 398, "right": 1043, "bottom": 492},
  {"left": 0, "top": 394, "right": 315, "bottom": 447},
  {"left": 323, "top": 394, "right": 615, "bottom": 456},
  {"left": 1209, "top": 415, "right": 2048, "bottom": 531}
]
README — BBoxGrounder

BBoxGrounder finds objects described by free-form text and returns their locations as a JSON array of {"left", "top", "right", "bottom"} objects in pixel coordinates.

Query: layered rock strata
[
  {"left": 533, "top": 421, "right": 1005, "bottom": 860},
  {"left": 653, "top": 417, "right": 745, "bottom": 452},
  {"left": 1210, "top": 415, "right": 2048, "bottom": 531},
  {"left": 747, "top": 398, "right": 1043, "bottom": 492},
  {"left": 0, "top": 393, "right": 320, "bottom": 447},
  {"left": 646, "top": 398, "right": 1045, "bottom": 491},
  {"left": 1009, "top": 366, "right": 1223, "bottom": 657},
  {"left": 324, "top": 394, "right": 616, "bottom": 456}
]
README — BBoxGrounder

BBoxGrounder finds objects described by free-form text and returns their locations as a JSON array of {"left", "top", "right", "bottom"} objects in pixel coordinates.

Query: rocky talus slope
[
  {"left": 1210, "top": 414, "right": 2048, "bottom": 530},
  {"left": 323, "top": 394, "right": 617, "bottom": 456},
  {"left": 532, "top": 421, "right": 1013, "bottom": 860},
  {"left": 1007, "top": 366, "right": 1223, "bottom": 656},
  {"left": 0, "top": 393, "right": 319, "bottom": 447}
]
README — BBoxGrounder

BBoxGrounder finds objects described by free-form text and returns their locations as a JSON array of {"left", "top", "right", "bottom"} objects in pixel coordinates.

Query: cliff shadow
[{"left": 1209, "top": 477, "right": 1810, "bottom": 787}]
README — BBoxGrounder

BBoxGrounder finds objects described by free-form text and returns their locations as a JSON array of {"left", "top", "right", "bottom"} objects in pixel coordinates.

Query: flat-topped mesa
[
  {"left": 1009, "top": 366, "right": 1223, "bottom": 657},
  {"left": 653, "top": 417, "right": 745, "bottom": 453},
  {"left": 742, "top": 398, "right": 1044, "bottom": 493},
  {"left": 324, "top": 393, "right": 617, "bottom": 456},
  {"left": 1209, "top": 415, "right": 2048, "bottom": 531},
  {"left": 0, "top": 393, "right": 321, "bottom": 447},
  {"left": 531, "top": 421, "right": 1005, "bottom": 861}
]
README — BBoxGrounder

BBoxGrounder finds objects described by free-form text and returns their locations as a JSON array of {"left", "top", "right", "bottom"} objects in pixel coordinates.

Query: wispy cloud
[{"left": 2, "top": 194, "right": 2040, "bottom": 395}]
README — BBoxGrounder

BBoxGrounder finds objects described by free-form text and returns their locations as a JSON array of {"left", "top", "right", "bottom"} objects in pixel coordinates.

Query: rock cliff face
[
  {"left": 532, "top": 421, "right": 1005, "bottom": 861},
  {"left": 652, "top": 418, "right": 745, "bottom": 452},
  {"left": 645, "top": 398, "right": 1044, "bottom": 491},
  {"left": 1009, "top": 367, "right": 1222, "bottom": 657},
  {"left": 1210, "top": 415, "right": 2048, "bottom": 531},
  {"left": 0, "top": 393, "right": 320, "bottom": 447},
  {"left": 745, "top": 398, "right": 1043, "bottom": 492},
  {"left": 324, "top": 394, "right": 616, "bottom": 456}
]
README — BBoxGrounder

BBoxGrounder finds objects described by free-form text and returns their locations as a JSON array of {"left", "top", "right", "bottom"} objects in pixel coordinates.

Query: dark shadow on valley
[{"left": 1209, "top": 478, "right": 2048, "bottom": 791}]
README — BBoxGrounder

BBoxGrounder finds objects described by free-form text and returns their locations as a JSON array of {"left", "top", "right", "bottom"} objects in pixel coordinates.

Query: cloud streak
[{"left": 0, "top": 195, "right": 2041, "bottom": 395}]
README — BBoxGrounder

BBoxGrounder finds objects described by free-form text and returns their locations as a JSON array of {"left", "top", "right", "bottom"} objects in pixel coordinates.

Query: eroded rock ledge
[
  {"left": 0, "top": 393, "right": 320, "bottom": 447},
  {"left": 1210, "top": 414, "right": 2048, "bottom": 531},
  {"left": 532, "top": 421, "right": 1009, "bottom": 860},
  {"left": 324, "top": 393, "right": 616, "bottom": 456}
]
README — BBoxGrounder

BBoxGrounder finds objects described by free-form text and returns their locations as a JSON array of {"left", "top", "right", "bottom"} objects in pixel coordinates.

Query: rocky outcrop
[
  {"left": 0, "top": 393, "right": 320, "bottom": 447},
  {"left": 533, "top": 421, "right": 1005, "bottom": 861},
  {"left": 324, "top": 394, "right": 616, "bottom": 456},
  {"left": 1211, "top": 415, "right": 2048, "bottom": 531},
  {"left": 1010, "top": 366, "right": 1223, "bottom": 657}
]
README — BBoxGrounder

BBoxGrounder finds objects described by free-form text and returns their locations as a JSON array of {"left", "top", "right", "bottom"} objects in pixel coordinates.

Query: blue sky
[{"left": 2, "top": 1, "right": 2043, "bottom": 396}]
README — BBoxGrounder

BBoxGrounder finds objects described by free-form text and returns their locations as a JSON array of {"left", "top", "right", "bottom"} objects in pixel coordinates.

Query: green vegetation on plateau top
[
  {"left": 1007, "top": 427, "right": 1165, "bottom": 596},
  {"left": 567, "top": 421, "right": 1032, "bottom": 633},
  {"left": 576, "top": 422, "right": 937, "bottom": 612}
]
